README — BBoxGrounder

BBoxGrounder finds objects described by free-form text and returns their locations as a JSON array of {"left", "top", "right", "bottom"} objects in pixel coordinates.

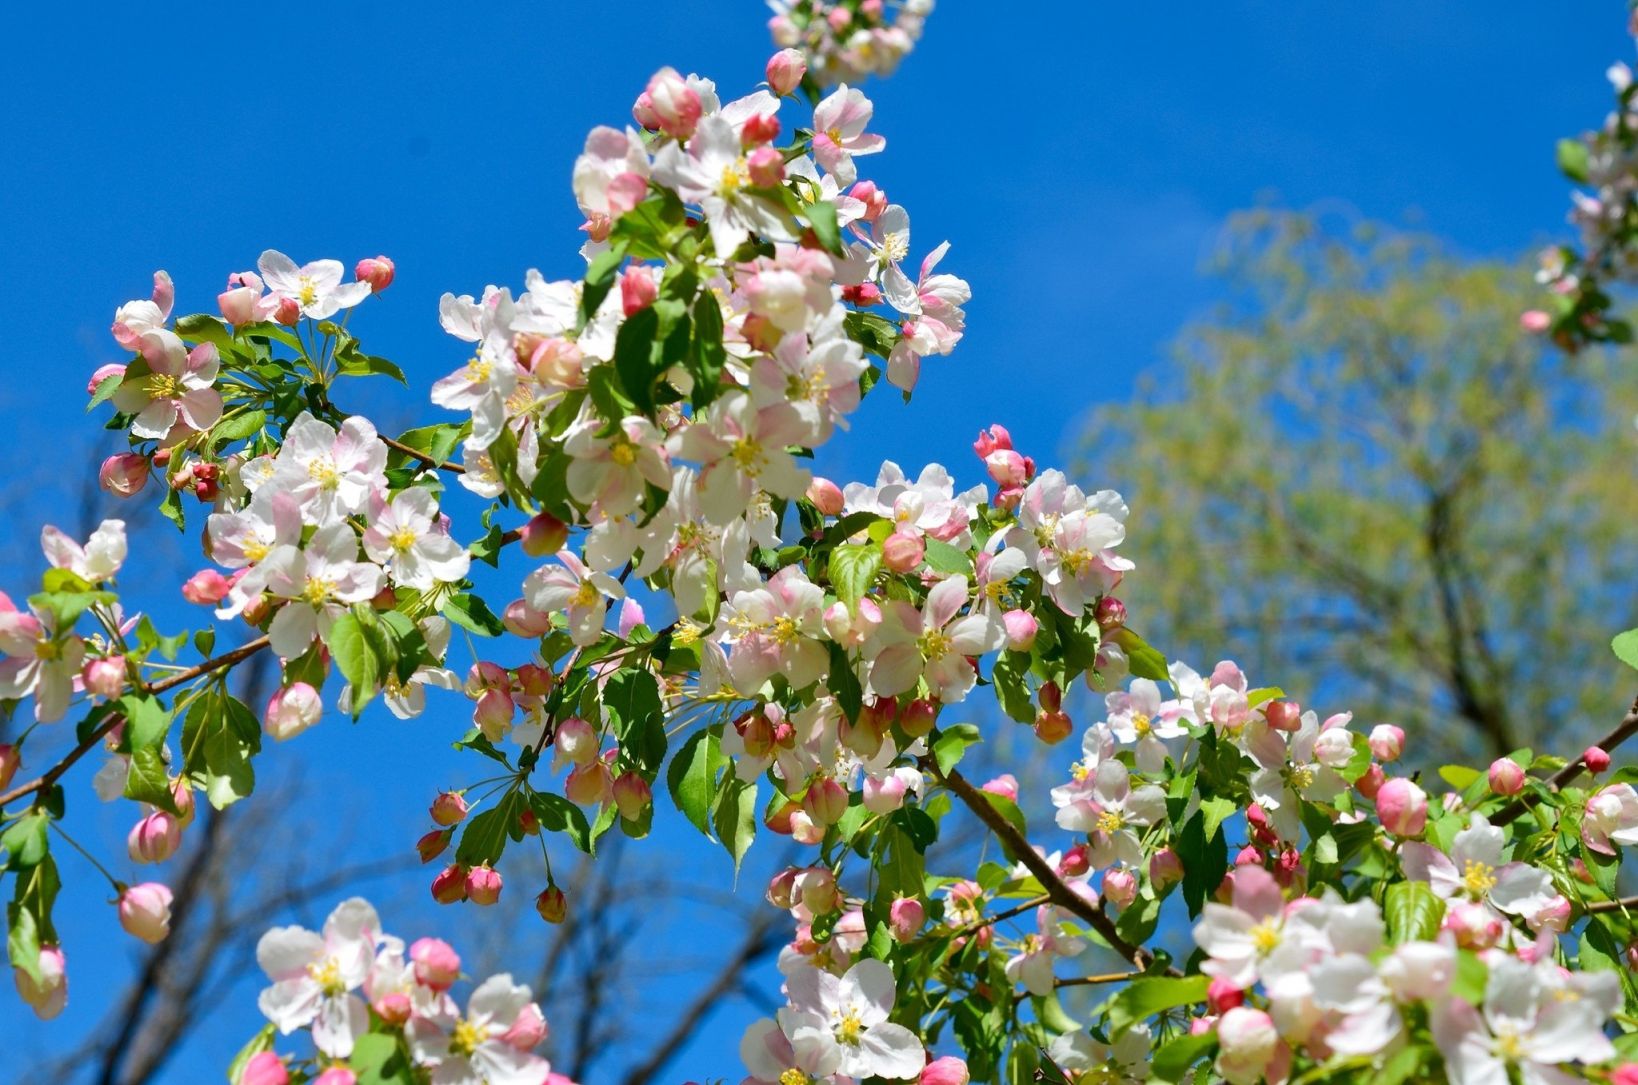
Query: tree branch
[
  {"left": 1492, "top": 693, "right": 1638, "bottom": 826},
  {"left": 380, "top": 434, "right": 465, "bottom": 475},
  {"left": 0, "top": 636, "right": 271, "bottom": 809},
  {"left": 927, "top": 761, "right": 1174, "bottom": 975},
  {"left": 1583, "top": 894, "right": 1638, "bottom": 916}
]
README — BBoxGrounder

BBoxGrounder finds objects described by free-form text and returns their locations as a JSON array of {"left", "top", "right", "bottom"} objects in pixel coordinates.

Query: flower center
[
  {"left": 301, "top": 577, "right": 336, "bottom": 607},
  {"left": 779, "top": 1070, "right": 807, "bottom": 1085},
  {"left": 609, "top": 438, "right": 638, "bottom": 467},
  {"left": 305, "top": 957, "right": 345, "bottom": 997},
  {"left": 147, "top": 373, "right": 185, "bottom": 400},
  {"left": 730, "top": 436, "right": 765, "bottom": 473},
  {"left": 243, "top": 537, "right": 270, "bottom": 563},
  {"left": 919, "top": 628, "right": 952, "bottom": 661},
  {"left": 1059, "top": 547, "right": 1095, "bottom": 575},
  {"left": 1288, "top": 763, "right": 1315, "bottom": 791},
  {"left": 1249, "top": 919, "right": 1281, "bottom": 954},
  {"left": 1095, "top": 808, "right": 1125, "bottom": 834},
  {"left": 571, "top": 580, "right": 601, "bottom": 609},
  {"left": 296, "top": 277, "right": 318, "bottom": 307},
  {"left": 307, "top": 457, "right": 340, "bottom": 488},
  {"left": 772, "top": 615, "right": 801, "bottom": 645},
  {"left": 34, "top": 638, "right": 60, "bottom": 662},
  {"left": 825, "top": 126, "right": 845, "bottom": 146},
  {"left": 1494, "top": 1026, "right": 1524, "bottom": 1061},
  {"left": 836, "top": 1009, "right": 864, "bottom": 1045},
  {"left": 1130, "top": 713, "right": 1152, "bottom": 738},
  {"left": 389, "top": 527, "right": 418, "bottom": 554},
  {"left": 882, "top": 232, "right": 909, "bottom": 262},
  {"left": 467, "top": 354, "right": 493, "bottom": 382},
  {"left": 1461, "top": 859, "right": 1497, "bottom": 898},
  {"left": 720, "top": 159, "right": 750, "bottom": 194},
  {"left": 450, "top": 1017, "right": 485, "bottom": 1058}
]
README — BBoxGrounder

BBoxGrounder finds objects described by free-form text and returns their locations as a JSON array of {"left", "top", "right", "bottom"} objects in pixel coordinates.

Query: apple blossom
[
  {"left": 117, "top": 883, "right": 175, "bottom": 944},
  {"left": 257, "top": 250, "right": 373, "bottom": 321}
]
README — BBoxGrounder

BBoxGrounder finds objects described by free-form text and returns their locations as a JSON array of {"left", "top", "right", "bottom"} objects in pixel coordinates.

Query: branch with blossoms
[{"left": 2, "top": 12, "right": 1638, "bottom": 1085}]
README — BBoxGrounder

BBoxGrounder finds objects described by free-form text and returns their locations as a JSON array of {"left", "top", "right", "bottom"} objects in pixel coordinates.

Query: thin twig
[
  {"left": 0, "top": 636, "right": 271, "bottom": 809},
  {"left": 1584, "top": 894, "right": 1638, "bottom": 916},
  {"left": 1492, "top": 693, "right": 1638, "bottom": 826},
  {"left": 380, "top": 434, "right": 465, "bottom": 475}
]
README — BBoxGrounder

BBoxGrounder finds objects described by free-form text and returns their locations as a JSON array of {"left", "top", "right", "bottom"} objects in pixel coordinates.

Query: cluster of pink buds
[{"left": 973, "top": 424, "right": 1036, "bottom": 511}]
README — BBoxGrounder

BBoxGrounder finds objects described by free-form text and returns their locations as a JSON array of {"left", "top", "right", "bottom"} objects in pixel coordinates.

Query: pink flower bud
[
  {"left": 1311, "top": 727, "right": 1354, "bottom": 769},
  {"left": 635, "top": 67, "right": 701, "bottom": 139},
  {"left": 861, "top": 771, "right": 907, "bottom": 813},
  {"left": 416, "top": 828, "right": 452, "bottom": 863},
  {"left": 273, "top": 295, "right": 301, "bottom": 326},
  {"left": 1001, "top": 609, "right": 1038, "bottom": 651},
  {"left": 795, "top": 867, "right": 839, "bottom": 914},
  {"left": 82, "top": 656, "right": 126, "bottom": 699},
  {"left": 1262, "top": 699, "right": 1302, "bottom": 732},
  {"left": 1039, "top": 681, "right": 1063, "bottom": 713},
  {"left": 536, "top": 885, "right": 568, "bottom": 924},
  {"left": 827, "top": 6, "right": 851, "bottom": 31},
  {"left": 1584, "top": 746, "right": 1612, "bottom": 774},
  {"left": 1368, "top": 724, "right": 1405, "bottom": 762},
  {"left": 789, "top": 809, "right": 825, "bottom": 845},
  {"left": 613, "top": 772, "right": 652, "bottom": 821},
  {"left": 1094, "top": 596, "right": 1127, "bottom": 632},
  {"left": 1526, "top": 894, "right": 1573, "bottom": 934},
  {"left": 766, "top": 48, "right": 807, "bottom": 96},
  {"left": 431, "top": 865, "right": 467, "bottom": 904},
  {"left": 0, "top": 744, "right": 17, "bottom": 791},
  {"left": 619, "top": 266, "right": 658, "bottom": 317},
  {"left": 972, "top": 424, "right": 1012, "bottom": 459},
  {"left": 900, "top": 697, "right": 937, "bottom": 738},
  {"left": 128, "top": 811, "right": 181, "bottom": 864},
  {"left": 880, "top": 530, "right": 924, "bottom": 573},
  {"left": 806, "top": 477, "right": 844, "bottom": 516},
  {"left": 474, "top": 688, "right": 515, "bottom": 740},
  {"left": 841, "top": 282, "right": 883, "bottom": 305},
  {"left": 920, "top": 1056, "right": 970, "bottom": 1085},
  {"left": 500, "top": 1003, "right": 548, "bottom": 1050},
  {"left": 1488, "top": 758, "right": 1526, "bottom": 796},
  {"left": 315, "top": 1070, "right": 358, "bottom": 1085},
  {"left": 411, "top": 937, "right": 461, "bottom": 989},
  {"left": 503, "top": 599, "right": 553, "bottom": 637},
  {"left": 181, "top": 569, "right": 230, "bottom": 605},
  {"left": 1034, "top": 710, "right": 1072, "bottom": 745},
  {"left": 982, "top": 774, "right": 1019, "bottom": 803},
  {"left": 1208, "top": 977, "right": 1245, "bottom": 1014},
  {"left": 1103, "top": 868, "right": 1138, "bottom": 909},
  {"left": 766, "top": 868, "right": 799, "bottom": 910},
  {"left": 1150, "top": 847, "right": 1184, "bottom": 888},
  {"left": 849, "top": 180, "right": 889, "bottom": 223},
  {"left": 264, "top": 682, "right": 322, "bottom": 741},
  {"left": 514, "top": 663, "right": 554, "bottom": 699},
  {"left": 1375, "top": 778, "right": 1428, "bottom": 838},
  {"left": 519, "top": 513, "right": 569, "bottom": 558},
  {"left": 13, "top": 944, "right": 66, "bottom": 1020},
  {"left": 88, "top": 363, "right": 126, "bottom": 396},
  {"left": 803, "top": 775, "right": 849, "bottom": 826},
  {"left": 742, "top": 114, "right": 782, "bottom": 149},
  {"left": 564, "top": 763, "right": 612, "bottom": 806},
  {"left": 554, "top": 717, "right": 599, "bottom": 767},
  {"left": 430, "top": 791, "right": 469, "bottom": 826},
  {"left": 984, "top": 449, "right": 1028, "bottom": 488},
  {"left": 218, "top": 283, "right": 262, "bottom": 326},
  {"left": 465, "top": 864, "right": 503, "bottom": 906},
  {"left": 1519, "top": 310, "right": 1551, "bottom": 334},
  {"left": 117, "top": 883, "right": 174, "bottom": 944},
  {"left": 99, "top": 454, "right": 150, "bottom": 498},
  {"left": 1215, "top": 1007, "right": 1279, "bottom": 1085},
  {"left": 241, "top": 1052, "right": 289, "bottom": 1085},
  {"left": 1356, "top": 762, "right": 1385, "bottom": 799},
  {"left": 355, "top": 255, "right": 395, "bottom": 293},
  {"left": 1234, "top": 845, "right": 1263, "bottom": 867},
  {"left": 889, "top": 896, "right": 925, "bottom": 941}
]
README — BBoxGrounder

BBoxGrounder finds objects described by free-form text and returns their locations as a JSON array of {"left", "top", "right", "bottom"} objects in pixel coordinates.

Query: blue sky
[{"left": 0, "top": 1, "right": 1629, "bottom": 1081}]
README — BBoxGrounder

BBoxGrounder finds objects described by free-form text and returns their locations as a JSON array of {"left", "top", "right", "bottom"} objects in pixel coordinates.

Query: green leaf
[
  {"left": 328, "top": 611, "right": 384, "bottom": 716},
  {"left": 612, "top": 305, "right": 661, "bottom": 415},
  {"left": 806, "top": 199, "right": 843, "bottom": 255},
  {"left": 123, "top": 746, "right": 180, "bottom": 813},
  {"left": 443, "top": 593, "right": 506, "bottom": 637},
  {"left": 1178, "top": 808, "right": 1228, "bottom": 917},
  {"left": 932, "top": 724, "right": 982, "bottom": 775},
  {"left": 605, "top": 669, "right": 666, "bottom": 775},
  {"left": 666, "top": 726, "right": 726, "bottom": 837},
  {"left": 1150, "top": 1031, "right": 1218, "bottom": 1083},
  {"left": 1438, "top": 764, "right": 1481, "bottom": 791},
  {"left": 990, "top": 650, "right": 1036, "bottom": 724},
  {"left": 1, "top": 814, "right": 49, "bottom": 869},
  {"left": 828, "top": 542, "right": 881, "bottom": 614},
  {"left": 1612, "top": 628, "right": 1638, "bottom": 672},
  {"left": 1199, "top": 795, "right": 1236, "bottom": 843},
  {"left": 1451, "top": 950, "right": 1488, "bottom": 1005},
  {"left": 688, "top": 290, "right": 728, "bottom": 409},
  {"left": 922, "top": 538, "right": 973, "bottom": 576},
  {"left": 1111, "top": 628, "right": 1167, "bottom": 681},
  {"left": 456, "top": 790, "right": 522, "bottom": 867},
  {"left": 1558, "top": 137, "right": 1591, "bottom": 184},
  {"left": 87, "top": 372, "right": 124, "bottom": 411},
  {"left": 712, "top": 776, "right": 758, "bottom": 874},
  {"left": 159, "top": 486, "right": 185, "bottom": 531},
  {"left": 120, "top": 693, "right": 173, "bottom": 751},
  {"left": 843, "top": 310, "right": 902, "bottom": 360},
  {"left": 226, "top": 1023, "right": 277, "bottom": 1084},
  {"left": 1107, "top": 975, "right": 1209, "bottom": 1038},
  {"left": 209, "top": 409, "right": 267, "bottom": 446},
  {"left": 1385, "top": 880, "right": 1445, "bottom": 944},
  {"left": 530, "top": 791, "right": 594, "bottom": 854},
  {"left": 348, "top": 1031, "right": 417, "bottom": 1085},
  {"left": 175, "top": 312, "right": 238, "bottom": 355}
]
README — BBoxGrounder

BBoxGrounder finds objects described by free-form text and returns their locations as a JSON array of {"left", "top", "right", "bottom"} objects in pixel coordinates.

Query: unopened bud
[
  {"left": 806, "top": 477, "right": 844, "bottom": 516},
  {"left": 127, "top": 811, "right": 181, "bottom": 864},
  {"left": 880, "top": 530, "right": 924, "bottom": 573},
  {"left": 519, "top": 513, "right": 569, "bottom": 558},
  {"left": 1038, "top": 680, "right": 1063, "bottom": 713},
  {"left": 1584, "top": 746, "right": 1612, "bottom": 774},
  {"left": 0, "top": 745, "right": 18, "bottom": 792},
  {"left": 410, "top": 937, "right": 461, "bottom": 989},
  {"left": 900, "top": 697, "right": 937, "bottom": 739},
  {"left": 465, "top": 864, "right": 503, "bottom": 906},
  {"left": 535, "top": 885, "right": 568, "bottom": 924},
  {"left": 416, "top": 828, "right": 452, "bottom": 863},
  {"left": 1207, "top": 976, "right": 1245, "bottom": 1014},
  {"left": 613, "top": 772, "right": 652, "bottom": 821},
  {"left": 1263, "top": 700, "right": 1302, "bottom": 732},
  {"left": 619, "top": 266, "right": 659, "bottom": 317},
  {"left": 1375, "top": 778, "right": 1429, "bottom": 838},
  {"left": 766, "top": 48, "right": 807, "bottom": 96},
  {"left": 1001, "top": 609, "right": 1038, "bottom": 651},
  {"left": 1357, "top": 762, "right": 1385, "bottom": 799},
  {"left": 1369, "top": 724, "right": 1405, "bottom": 762},
  {"left": 503, "top": 599, "right": 553, "bottom": 637},
  {"left": 1149, "top": 847, "right": 1184, "bottom": 889},
  {"left": 181, "top": 569, "right": 230, "bottom": 605},
  {"left": 240, "top": 1052, "right": 289, "bottom": 1085},
  {"left": 355, "top": 255, "right": 395, "bottom": 293},
  {"left": 554, "top": 717, "right": 599, "bottom": 767},
  {"left": 99, "top": 454, "right": 150, "bottom": 498},
  {"left": 430, "top": 866, "right": 467, "bottom": 905},
  {"left": 888, "top": 896, "right": 925, "bottom": 941},
  {"left": 742, "top": 115, "right": 782, "bottom": 150},
  {"left": 82, "top": 657, "right": 126, "bottom": 699},
  {"left": 803, "top": 775, "right": 849, "bottom": 826},
  {"left": 1488, "top": 758, "right": 1526, "bottom": 797},
  {"left": 1034, "top": 710, "right": 1072, "bottom": 744},
  {"left": 117, "top": 883, "right": 174, "bottom": 944},
  {"left": 1102, "top": 868, "right": 1138, "bottom": 909},
  {"left": 264, "top": 682, "right": 322, "bottom": 741},
  {"left": 430, "top": 791, "right": 469, "bottom": 826}
]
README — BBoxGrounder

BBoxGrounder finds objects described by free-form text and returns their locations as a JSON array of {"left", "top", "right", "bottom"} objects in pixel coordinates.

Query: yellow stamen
[
  {"left": 307, "top": 457, "right": 340, "bottom": 487},
  {"left": 919, "top": 628, "right": 952, "bottom": 661},
  {"left": 301, "top": 577, "right": 336, "bottom": 607},
  {"left": 571, "top": 580, "right": 600, "bottom": 609},
  {"left": 305, "top": 957, "right": 345, "bottom": 997},
  {"left": 388, "top": 527, "right": 418, "bottom": 554},
  {"left": 836, "top": 1009, "right": 864, "bottom": 1045},
  {"left": 147, "top": 373, "right": 184, "bottom": 400},
  {"left": 1095, "top": 809, "right": 1125, "bottom": 834},
  {"left": 609, "top": 439, "right": 638, "bottom": 467},
  {"left": 730, "top": 436, "right": 765, "bottom": 473},
  {"left": 779, "top": 1071, "right": 807, "bottom": 1085},
  {"left": 296, "top": 277, "right": 318, "bottom": 308},
  {"left": 1130, "top": 713, "right": 1152, "bottom": 738},
  {"left": 449, "top": 1017, "right": 485, "bottom": 1058},
  {"left": 1462, "top": 859, "right": 1497, "bottom": 897},
  {"left": 1249, "top": 919, "right": 1281, "bottom": 954}
]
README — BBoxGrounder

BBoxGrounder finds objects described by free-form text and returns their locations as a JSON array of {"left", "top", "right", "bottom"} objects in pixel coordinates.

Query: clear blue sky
[{"left": 0, "top": 2, "right": 1627, "bottom": 1081}]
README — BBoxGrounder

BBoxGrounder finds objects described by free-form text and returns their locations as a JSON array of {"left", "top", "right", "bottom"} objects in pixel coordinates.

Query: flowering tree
[{"left": 5, "top": 7, "right": 1638, "bottom": 1085}]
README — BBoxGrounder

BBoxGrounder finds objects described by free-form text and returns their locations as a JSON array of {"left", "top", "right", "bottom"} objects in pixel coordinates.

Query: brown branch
[
  {"left": 926, "top": 761, "right": 1175, "bottom": 975},
  {"left": 1584, "top": 894, "right": 1638, "bottom": 916},
  {"left": 381, "top": 433, "right": 466, "bottom": 475},
  {"left": 0, "top": 636, "right": 271, "bottom": 809},
  {"left": 942, "top": 893, "right": 1053, "bottom": 942},
  {"left": 1492, "top": 693, "right": 1638, "bottom": 826}
]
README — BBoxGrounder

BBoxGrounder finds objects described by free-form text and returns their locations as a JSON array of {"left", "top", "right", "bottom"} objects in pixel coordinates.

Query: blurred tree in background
[{"left": 1079, "top": 208, "right": 1638, "bottom": 763}]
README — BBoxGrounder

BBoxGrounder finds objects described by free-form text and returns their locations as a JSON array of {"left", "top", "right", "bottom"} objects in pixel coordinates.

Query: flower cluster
[
  {"left": 767, "top": 0, "right": 935, "bottom": 88},
  {"left": 238, "top": 898, "right": 565, "bottom": 1085}
]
